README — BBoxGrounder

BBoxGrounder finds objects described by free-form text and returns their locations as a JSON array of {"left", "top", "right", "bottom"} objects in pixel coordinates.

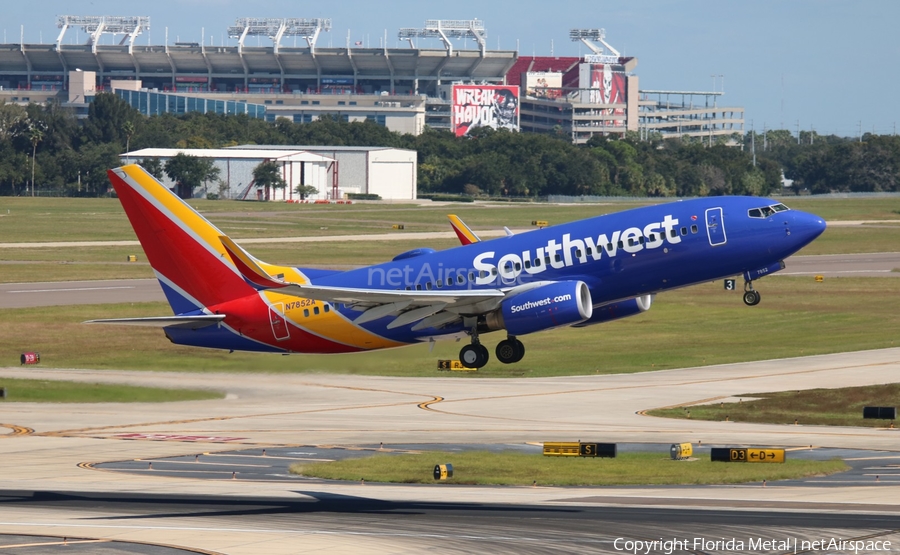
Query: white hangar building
[{"left": 123, "top": 146, "right": 417, "bottom": 201}]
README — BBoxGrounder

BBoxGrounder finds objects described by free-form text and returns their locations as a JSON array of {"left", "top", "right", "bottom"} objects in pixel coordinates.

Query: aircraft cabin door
[
  {"left": 268, "top": 302, "right": 290, "bottom": 341},
  {"left": 705, "top": 207, "right": 727, "bottom": 246}
]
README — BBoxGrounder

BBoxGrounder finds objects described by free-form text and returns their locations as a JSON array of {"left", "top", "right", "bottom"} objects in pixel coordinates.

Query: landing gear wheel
[
  {"left": 496, "top": 338, "right": 526, "bottom": 364},
  {"left": 460, "top": 343, "right": 489, "bottom": 368},
  {"left": 743, "top": 290, "right": 761, "bottom": 306}
]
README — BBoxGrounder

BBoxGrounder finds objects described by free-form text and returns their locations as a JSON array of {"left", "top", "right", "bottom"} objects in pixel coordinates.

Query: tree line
[{"left": 1, "top": 92, "right": 898, "bottom": 198}]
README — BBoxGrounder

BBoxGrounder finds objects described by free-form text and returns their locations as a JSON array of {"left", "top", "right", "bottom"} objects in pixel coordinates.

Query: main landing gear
[
  {"left": 459, "top": 323, "right": 526, "bottom": 368},
  {"left": 459, "top": 337, "right": 525, "bottom": 368},
  {"left": 495, "top": 336, "right": 525, "bottom": 364},
  {"left": 743, "top": 280, "right": 761, "bottom": 306},
  {"left": 459, "top": 342, "right": 489, "bottom": 368}
]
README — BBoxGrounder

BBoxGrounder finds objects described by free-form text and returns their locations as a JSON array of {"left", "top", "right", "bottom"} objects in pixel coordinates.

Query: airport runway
[
  {"left": 0, "top": 347, "right": 899, "bottom": 553},
  {"left": 2, "top": 252, "right": 898, "bottom": 310},
  {"left": 2, "top": 489, "right": 897, "bottom": 554}
]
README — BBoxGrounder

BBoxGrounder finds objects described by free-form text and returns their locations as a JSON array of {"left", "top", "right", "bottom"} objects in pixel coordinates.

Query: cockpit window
[{"left": 748, "top": 203, "right": 790, "bottom": 218}]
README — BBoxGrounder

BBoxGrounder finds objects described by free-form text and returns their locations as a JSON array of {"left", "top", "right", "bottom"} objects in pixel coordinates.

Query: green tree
[
  {"left": 82, "top": 93, "right": 141, "bottom": 147},
  {"left": 293, "top": 184, "right": 319, "bottom": 199},
  {"left": 139, "top": 157, "right": 165, "bottom": 180},
  {"left": 252, "top": 161, "right": 286, "bottom": 200},
  {"left": 165, "top": 154, "right": 217, "bottom": 199},
  {"left": 28, "top": 123, "right": 44, "bottom": 197}
]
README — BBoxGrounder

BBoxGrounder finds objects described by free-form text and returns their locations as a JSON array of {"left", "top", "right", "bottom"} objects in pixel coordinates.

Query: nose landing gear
[{"left": 743, "top": 281, "right": 761, "bottom": 306}]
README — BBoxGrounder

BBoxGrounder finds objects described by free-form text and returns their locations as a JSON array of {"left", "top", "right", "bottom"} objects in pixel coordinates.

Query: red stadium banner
[
  {"left": 452, "top": 85, "right": 519, "bottom": 137},
  {"left": 579, "top": 63, "right": 627, "bottom": 127}
]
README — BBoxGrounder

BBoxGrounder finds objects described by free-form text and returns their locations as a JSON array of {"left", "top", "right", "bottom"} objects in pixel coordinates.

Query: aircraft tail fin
[
  {"left": 107, "top": 165, "right": 258, "bottom": 314},
  {"left": 448, "top": 214, "right": 481, "bottom": 245}
]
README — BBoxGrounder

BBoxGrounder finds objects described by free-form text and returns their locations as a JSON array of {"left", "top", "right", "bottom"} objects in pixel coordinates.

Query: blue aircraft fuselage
[{"left": 302, "top": 196, "right": 826, "bottom": 343}]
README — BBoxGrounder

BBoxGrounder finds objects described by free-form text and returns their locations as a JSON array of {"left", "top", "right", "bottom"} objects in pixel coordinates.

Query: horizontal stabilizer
[
  {"left": 84, "top": 315, "right": 226, "bottom": 329},
  {"left": 219, "top": 235, "right": 287, "bottom": 290}
]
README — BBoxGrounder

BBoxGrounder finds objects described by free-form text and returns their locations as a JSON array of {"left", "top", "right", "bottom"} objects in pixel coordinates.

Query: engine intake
[{"left": 572, "top": 294, "right": 653, "bottom": 327}]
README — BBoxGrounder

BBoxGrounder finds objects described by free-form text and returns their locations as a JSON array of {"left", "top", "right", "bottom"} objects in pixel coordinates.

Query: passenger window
[
  {"left": 524, "top": 260, "right": 531, "bottom": 269},
  {"left": 575, "top": 249, "right": 582, "bottom": 258},
  {"left": 491, "top": 268, "right": 497, "bottom": 276},
  {"left": 405, "top": 286, "right": 411, "bottom": 290},
  {"left": 647, "top": 234, "right": 655, "bottom": 242},
  {"left": 303, "top": 309, "right": 309, "bottom": 317},
  {"left": 535, "top": 258, "right": 542, "bottom": 266},
  {"left": 544, "top": 256, "right": 551, "bottom": 265},
  {"left": 514, "top": 262, "right": 521, "bottom": 271},
  {"left": 554, "top": 254, "right": 562, "bottom": 262},
  {"left": 586, "top": 247, "right": 593, "bottom": 255},
  {"left": 324, "top": 305, "right": 330, "bottom": 313},
  {"left": 469, "top": 272, "right": 475, "bottom": 281},
  {"left": 458, "top": 274, "right": 465, "bottom": 284},
  {"left": 607, "top": 243, "right": 613, "bottom": 251},
  {"left": 639, "top": 236, "right": 645, "bottom": 244},
  {"left": 426, "top": 282, "right": 432, "bottom": 290},
  {"left": 680, "top": 227, "right": 687, "bottom": 235},
  {"left": 416, "top": 284, "right": 422, "bottom": 290},
  {"left": 436, "top": 279, "right": 443, "bottom": 288},
  {"left": 691, "top": 225, "right": 698, "bottom": 233},
  {"left": 314, "top": 306, "right": 320, "bottom": 315},
  {"left": 617, "top": 241, "right": 624, "bottom": 249}
]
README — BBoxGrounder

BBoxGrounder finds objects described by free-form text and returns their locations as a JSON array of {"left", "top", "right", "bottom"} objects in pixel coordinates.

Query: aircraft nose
[{"left": 792, "top": 211, "right": 827, "bottom": 244}]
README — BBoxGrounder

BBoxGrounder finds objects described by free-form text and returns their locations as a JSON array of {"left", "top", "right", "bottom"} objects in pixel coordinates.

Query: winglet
[
  {"left": 219, "top": 235, "right": 288, "bottom": 291},
  {"left": 448, "top": 214, "right": 481, "bottom": 245}
]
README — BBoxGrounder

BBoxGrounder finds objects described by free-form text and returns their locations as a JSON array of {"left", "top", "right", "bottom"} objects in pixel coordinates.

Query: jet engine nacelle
[
  {"left": 488, "top": 281, "right": 593, "bottom": 336},
  {"left": 572, "top": 294, "right": 653, "bottom": 328}
]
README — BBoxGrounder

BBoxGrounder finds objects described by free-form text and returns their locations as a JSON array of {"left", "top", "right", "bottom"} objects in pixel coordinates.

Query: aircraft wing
[{"left": 220, "top": 235, "right": 505, "bottom": 330}]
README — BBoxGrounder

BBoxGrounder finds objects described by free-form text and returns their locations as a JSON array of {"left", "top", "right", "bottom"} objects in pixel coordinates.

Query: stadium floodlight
[
  {"left": 228, "top": 18, "right": 332, "bottom": 53},
  {"left": 56, "top": 15, "right": 150, "bottom": 52},
  {"left": 569, "top": 28, "right": 620, "bottom": 57},
  {"left": 398, "top": 19, "right": 486, "bottom": 55}
]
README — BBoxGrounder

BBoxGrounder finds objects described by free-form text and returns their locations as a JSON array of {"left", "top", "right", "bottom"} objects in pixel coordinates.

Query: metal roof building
[{"left": 125, "top": 146, "right": 417, "bottom": 201}]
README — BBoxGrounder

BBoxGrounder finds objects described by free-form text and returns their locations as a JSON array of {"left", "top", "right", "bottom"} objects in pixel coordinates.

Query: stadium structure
[{"left": 0, "top": 15, "right": 744, "bottom": 144}]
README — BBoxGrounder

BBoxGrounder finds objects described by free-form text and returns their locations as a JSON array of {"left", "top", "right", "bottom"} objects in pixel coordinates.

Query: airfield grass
[
  {"left": 0, "top": 377, "right": 222, "bottom": 403},
  {"left": 289, "top": 451, "right": 848, "bottom": 486},
  {"left": 647, "top": 384, "right": 900, "bottom": 428},
  {"left": 2, "top": 195, "right": 900, "bottom": 245},
  {"left": 2, "top": 276, "right": 898, "bottom": 376},
  {"left": 2, "top": 224, "right": 900, "bottom": 283}
]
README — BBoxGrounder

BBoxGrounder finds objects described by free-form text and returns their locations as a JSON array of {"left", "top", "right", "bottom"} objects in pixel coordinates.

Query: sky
[{"left": 4, "top": 0, "right": 899, "bottom": 137}]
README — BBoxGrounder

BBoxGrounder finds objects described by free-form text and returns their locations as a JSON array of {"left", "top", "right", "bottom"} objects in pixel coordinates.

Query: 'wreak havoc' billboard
[{"left": 452, "top": 85, "right": 519, "bottom": 136}]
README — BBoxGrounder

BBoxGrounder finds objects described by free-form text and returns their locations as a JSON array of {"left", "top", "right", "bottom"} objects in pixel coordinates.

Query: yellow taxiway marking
[{"left": 0, "top": 424, "right": 34, "bottom": 437}]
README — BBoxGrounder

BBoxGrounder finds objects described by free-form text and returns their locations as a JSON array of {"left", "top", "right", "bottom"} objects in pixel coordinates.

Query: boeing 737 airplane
[{"left": 90, "top": 165, "right": 826, "bottom": 368}]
